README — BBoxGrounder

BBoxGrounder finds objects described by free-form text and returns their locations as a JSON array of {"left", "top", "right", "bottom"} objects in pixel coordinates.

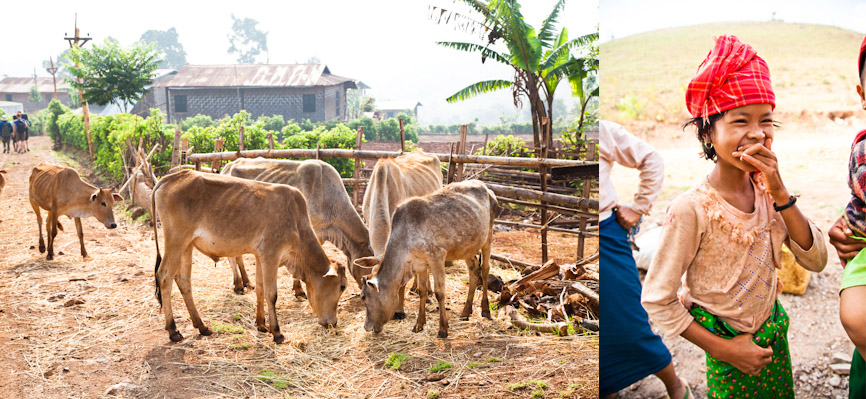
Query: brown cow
[
  {"left": 152, "top": 170, "right": 346, "bottom": 343},
  {"left": 0, "top": 170, "right": 6, "bottom": 196},
  {"left": 29, "top": 163, "right": 121, "bottom": 260},
  {"left": 356, "top": 180, "right": 497, "bottom": 338},
  {"left": 221, "top": 158, "right": 373, "bottom": 295},
  {"left": 362, "top": 151, "right": 442, "bottom": 318}
]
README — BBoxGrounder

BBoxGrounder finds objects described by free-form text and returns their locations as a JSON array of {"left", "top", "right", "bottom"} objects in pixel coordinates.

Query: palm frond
[
  {"left": 491, "top": 0, "right": 542, "bottom": 72},
  {"left": 436, "top": 41, "right": 511, "bottom": 65},
  {"left": 538, "top": 32, "right": 598, "bottom": 72},
  {"left": 446, "top": 79, "right": 513, "bottom": 103},
  {"left": 538, "top": 0, "right": 567, "bottom": 50}
]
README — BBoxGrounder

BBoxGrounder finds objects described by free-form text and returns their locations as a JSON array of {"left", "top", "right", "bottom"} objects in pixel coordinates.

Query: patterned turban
[
  {"left": 685, "top": 35, "right": 775, "bottom": 120},
  {"left": 859, "top": 35, "right": 866, "bottom": 77}
]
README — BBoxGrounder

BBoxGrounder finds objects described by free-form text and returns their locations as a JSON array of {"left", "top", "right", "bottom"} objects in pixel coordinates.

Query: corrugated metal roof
[
  {"left": 0, "top": 77, "right": 71, "bottom": 93},
  {"left": 152, "top": 64, "right": 357, "bottom": 88}
]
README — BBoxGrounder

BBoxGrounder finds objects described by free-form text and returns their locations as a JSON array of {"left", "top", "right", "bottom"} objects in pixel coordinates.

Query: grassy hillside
[{"left": 601, "top": 21, "right": 864, "bottom": 126}]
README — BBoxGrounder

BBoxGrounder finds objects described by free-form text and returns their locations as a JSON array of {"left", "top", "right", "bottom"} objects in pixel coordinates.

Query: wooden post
[
  {"left": 540, "top": 117, "right": 550, "bottom": 264},
  {"left": 238, "top": 125, "right": 245, "bottom": 152},
  {"left": 577, "top": 218, "right": 587, "bottom": 262},
  {"left": 399, "top": 118, "right": 405, "bottom": 152},
  {"left": 212, "top": 138, "right": 224, "bottom": 172},
  {"left": 446, "top": 143, "right": 456, "bottom": 184},
  {"left": 455, "top": 124, "right": 468, "bottom": 182},
  {"left": 171, "top": 128, "right": 182, "bottom": 168},
  {"left": 267, "top": 132, "right": 275, "bottom": 150},
  {"left": 483, "top": 133, "right": 489, "bottom": 156},
  {"left": 353, "top": 126, "right": 364, "bottom": 206},
  {"left": 577, "top": 140, "right": 596, "bottom": 261},
  {"left": 181, "top": 138, "right": 189, "bottom": 165}
]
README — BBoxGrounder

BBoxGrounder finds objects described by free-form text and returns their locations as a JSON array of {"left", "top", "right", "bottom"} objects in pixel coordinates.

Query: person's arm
[
  {"left": 829, "top": 216, "right": 866, "bottom": 266},
  {"left": 605, "top": 122, "right": 664, "bottom": 227}
]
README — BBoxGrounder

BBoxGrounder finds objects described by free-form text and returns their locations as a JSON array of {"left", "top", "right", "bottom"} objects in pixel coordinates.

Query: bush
[
  {"left": 475, "top": 135, "right": 533, "bottom": 158},
  {"left": 179, "top": 113, "right": 216, "bottom": 131}
]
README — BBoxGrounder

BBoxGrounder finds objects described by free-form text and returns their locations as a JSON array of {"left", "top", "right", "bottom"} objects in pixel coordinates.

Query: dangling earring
[{"left": 704, "top": 141, "right": 713, "bottom": 150}]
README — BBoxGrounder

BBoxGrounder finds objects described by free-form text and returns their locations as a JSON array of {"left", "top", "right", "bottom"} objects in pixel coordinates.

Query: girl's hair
[{"left": 682, "top": 112, "right": 726, "bottom": 161}]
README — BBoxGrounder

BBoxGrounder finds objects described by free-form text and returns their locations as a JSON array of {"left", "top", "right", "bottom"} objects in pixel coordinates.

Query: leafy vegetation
[
  {"left": 508, "top": 379, "right": 548, "bottom": 391},
  {"left": 228, "top": 14, "right": 269, "bottom": 64},
  {"left": 139, "top": 27, "right": 188, "bottom": 69},
  {"left": 211, "top": 323, "right": 244, "bottom": 334},
  {"left": 466, "top": 357, "right": 502, "bottom": 368},
  {"left": 257, "top": 369, "right": 289, "bottom": 389},
  {"left": 385, "top": 353, "right": 410, "bottom": 370},
  {"left": 428, "top": 360, "right": 453, "bottom": 373}
]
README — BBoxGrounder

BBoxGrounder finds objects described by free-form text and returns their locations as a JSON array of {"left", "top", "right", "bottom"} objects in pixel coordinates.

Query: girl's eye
[
  {"left": 762, "top": 119, "right": 774, "bottom": 124},
  {"left": 734, "top": 119, "right": 747, "bottom": 124}
]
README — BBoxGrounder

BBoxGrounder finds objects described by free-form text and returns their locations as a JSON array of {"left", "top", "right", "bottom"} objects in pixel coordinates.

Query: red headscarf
[
  {"left": 858, "top": 35, "right": 866, "bottom": 77},
  {"left": 685, "top": 35, "right": 775, "bottom": 120}
]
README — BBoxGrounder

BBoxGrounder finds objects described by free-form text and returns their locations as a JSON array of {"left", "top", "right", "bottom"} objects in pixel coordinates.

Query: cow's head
[
  {"left": 356, "top": 255, "right": 408, "bottom": 334},
  {"left": 303, "top": 261, "right": 347, "bottom": 328},
  {"left": 90, "top": 189, "right": 123, "bottom": 229}
]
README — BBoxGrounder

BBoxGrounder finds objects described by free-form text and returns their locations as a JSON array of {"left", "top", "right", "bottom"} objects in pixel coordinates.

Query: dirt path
[
  {"left": 0, "top": 137, "right": 596, "bottom": 398},
  {"left": 610, "top": 119, "right": 857, "bottom": 398}
]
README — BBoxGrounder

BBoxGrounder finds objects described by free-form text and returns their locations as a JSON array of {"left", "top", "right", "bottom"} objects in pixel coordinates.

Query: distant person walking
[
  {"left": 0, "top": 115, "right": 12, "bottom": 154},
  {"left": 599, "top": 119, "right": 690, "bottom": 399},
  {"left": 13, "top": 112, "right": 28, "bottom": 154}
]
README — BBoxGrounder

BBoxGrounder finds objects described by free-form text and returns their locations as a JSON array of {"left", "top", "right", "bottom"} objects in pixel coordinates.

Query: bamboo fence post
[
  {"left": 181, "top": 138, "right": 189, "bottom": 165},
  {"left": 211, "top": 138, "right": 224, "bottom": 172},
  {"left": 267, "top": 132, "right": 275, "bottom": 150},
  {"left": 446, "top": 143, "right": 456, "bottom": 184},
  {"left": 578, "top": 140, "right": 596, "bottom": 260},
  {"left": 171, "top": 128, "right": 181, "bottom": 168},
  {"left": 238, "top": 125, "right": 245, "bottom": 152},
  {"left": 399, "top": 118, "right": 405, "bottom": 153},
  {"left": 455, "top": 124, "right": 467, "bottom": 182},
  {"left": 540, "top": 117, "right": 550, "bottom": 264},
  {"left": 483, "top": 133, "right": 489, "bottom": 155},
  {"left": 353, "top": 126, "right": 364, "bottom": 206}
]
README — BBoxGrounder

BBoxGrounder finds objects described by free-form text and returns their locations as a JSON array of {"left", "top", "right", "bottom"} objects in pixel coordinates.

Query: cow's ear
[
  {"left": 366, "top": 277, "right": 379, "bottom": 293},
  {"left": 354, "top": 256, "right": 382, "bottom": 269},
  {"left": 323, "top": 263, "right": 339, "bottom": 278},
  {"left": 90, "top": 193, "right": 97, "bottom": 202},
  {"left": 112, "top": 193, "right": 123, "bottom": 201}
]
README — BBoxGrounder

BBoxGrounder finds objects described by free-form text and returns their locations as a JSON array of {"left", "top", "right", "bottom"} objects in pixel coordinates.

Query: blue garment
[{"left": 600, "top": 216, "right": 672, "bottom": 396}]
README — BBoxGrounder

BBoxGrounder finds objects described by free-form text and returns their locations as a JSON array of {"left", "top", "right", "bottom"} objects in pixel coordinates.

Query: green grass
[
  {"left": 385, "top": 353, "right": 410, "bottom": 370},
  {"left": 230, "top": 342, "right": 249, "bottom": 351},
  {"left": 601, "top": 21, "right": 864, "bottom": 126},
  {"left": 427, "top": 389, "right": 441, "bottom": 399},
  {"left": 508, "top": 380, "right": 548, "bottom": 391},
  {"left": 257, "top": 369, "right": 289, "bottom": 390},
  {"left": 428, "top": 360, "right": 452, "bottom": 373},
  {"left": 467, "top": 357, "right": 502, "bottom": 368},
  {"left": 212, "top": 323, "right": 244, "bottom": 334}
]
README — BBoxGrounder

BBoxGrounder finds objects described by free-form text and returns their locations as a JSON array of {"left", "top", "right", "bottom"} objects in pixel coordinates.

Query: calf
[
  {"left": 29, "top": 163, "right": 121, "bottom": 260},
  {"left": 356, "top": 180, "right": 497, "bottom": 338},
  {"left": 221, "top": 158, "right": 373, "bottom": 295},
  {"left": 152, "top": 170, "right": 346, "bottom": 343}
]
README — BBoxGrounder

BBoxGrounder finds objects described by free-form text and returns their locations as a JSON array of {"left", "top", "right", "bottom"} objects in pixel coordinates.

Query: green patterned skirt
[{"left": 690, "top": 301, "right": 794, "bottom": 398}]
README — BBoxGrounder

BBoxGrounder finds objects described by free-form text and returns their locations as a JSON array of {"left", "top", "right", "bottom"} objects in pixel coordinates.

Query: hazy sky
[
  {"left": 1, "top": 0, "right": 597, "bottom": 125},
  {"left": 601, "top": 0, "right": 866, "bottom": 42}
]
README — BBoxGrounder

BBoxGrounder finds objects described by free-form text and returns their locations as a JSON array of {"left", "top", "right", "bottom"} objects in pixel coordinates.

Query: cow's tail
[{"left": 152, "top": 179, "right": 163, "bottom": 307}]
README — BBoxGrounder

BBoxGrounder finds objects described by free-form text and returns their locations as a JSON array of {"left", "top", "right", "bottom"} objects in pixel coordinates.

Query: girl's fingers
[
  {"left": 740, "top": 153, "right": 771, "bottom": 174},
  {"left": 765, "top": 137, "right": 773, "bottom": 151}
]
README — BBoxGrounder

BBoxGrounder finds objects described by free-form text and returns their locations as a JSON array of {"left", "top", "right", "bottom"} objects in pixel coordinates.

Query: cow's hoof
[
  {"left": 437, "top": 330, "right": 448, "bottom": 339},
  {"left": 460, "top": 316, "right": 470, "bottom": 321},
  {"left": 257, "top": 324, "right": 268, "bottom": 333},
  {"left": 233, "top": 287, "right": 245, "bottom": 295},
  {"left": 273, "top": 333, "right": 285, "bottom": 344},
  {"left": 294, "top": 292, "right": 307, "bottom": 300},
  {"left": 81, "top": 252, "right": 87, "bottom": 258},
  {"left": 198, "top": 327, "right": 213, "bottom": 336},
  {"left": 46, "top": 254, "right": 53, "bottom": 261},
  {"left": 169, "top": 331, "right": 184, "bottom": 342},
  {"left": 412, "top": 325, "right": 424, "bottom": 333},
  {"left": 38, "top": 245, "right": 45, "bottom": 253},
  {"left": 393, "top": 311, "right": 406, "bottom": 320},
  {"left": 482, "top": 310, "right": 491, "bottom": 320},
  {"left": 245, "top": 284, "right": 255, "bottom": 291}
]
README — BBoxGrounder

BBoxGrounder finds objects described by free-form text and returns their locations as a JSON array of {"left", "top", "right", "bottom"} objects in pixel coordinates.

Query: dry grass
[{"left": 0, "top": 137, "right": 598, "bottom": 398}]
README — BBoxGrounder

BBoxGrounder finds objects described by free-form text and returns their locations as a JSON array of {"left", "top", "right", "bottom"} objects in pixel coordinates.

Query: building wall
[
  {"left": 168, "top": 86, "right": 349, "bottom": 123},
  {"left": 0, "top": 92, "right": 73, "bottom": 112}
]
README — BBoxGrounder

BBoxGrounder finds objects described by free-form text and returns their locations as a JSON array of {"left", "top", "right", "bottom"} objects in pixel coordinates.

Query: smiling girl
[{"left": 641, "top": 35, "right": 828, "bottom": 398}]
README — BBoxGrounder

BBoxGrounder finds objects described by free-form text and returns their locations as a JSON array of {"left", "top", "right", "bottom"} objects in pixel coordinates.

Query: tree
[
  {"left": 65, "top": 39, "right": 162, "bottom": 113},
  {"left": 361, "top": 97, "right": 376, "bottom": 112},
  {"left": 43, "top": 49, "right": 73, "bottom": 79},
  {"left": 140, "top": 27, "right": 188, "bottom": 69},
  {"left": 29, "top": 85, "right": 41, "bottom": 104},
  {"left": 435, "top": 0, "right": 597, "bottom": 152},
  {"left": 307, "top": 56, "right": 321, "bottom": 64},
  {"left": 227, "top": 14, "right": 269, "bottom": 64}
]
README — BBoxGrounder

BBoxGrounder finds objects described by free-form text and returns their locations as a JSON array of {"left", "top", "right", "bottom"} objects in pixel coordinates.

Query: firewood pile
[{"left": 492, "top": 255, "right": 598, "bottom": 336}]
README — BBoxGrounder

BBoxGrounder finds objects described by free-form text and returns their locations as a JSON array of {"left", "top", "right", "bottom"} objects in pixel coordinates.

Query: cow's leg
[
  {"left": 229, "top": 256, "right": 246, "bottom": 295},
  {"left": 46, "top": 209, "right": 57, "bottom": 260},
  {"left": 292, "top": 278, "right": 306, "bottom": 300},
  {"left": 31, "top": 200, "right": 44, "bottom": 253},
  {"left": 460, "top": 256, "right": 480, "bottom": 320},
  {"left": 238, "top": 256, "right": 254, "bottom": 291},
  {"left": 254, "top": 257, "right": 267, "bottom": 333},
  {"left": 158, "top": 240, "right": 184, "bottom": 342},
  {"left": 432, "top": 261, "right": 449, "bottom": 338},
  {"left": 393, "top": 283, "right": 406, "bottom": 320},
  {"left": 175, "top": 244, "right": 211, "bottom": 337},
  {"left": 260, "top": 255, "right": 284, "bottom": 343},
  {"left": 74, "top": 217, "right": 87, "bottom": 258},
  {"left": 479, "top": 246, "right": 492, "bottom": 320},
  {"left": 412, "top": 268, "right": 429, "bottom": 333}
]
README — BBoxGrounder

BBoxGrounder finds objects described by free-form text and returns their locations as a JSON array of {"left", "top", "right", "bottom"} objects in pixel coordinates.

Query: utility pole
[
  {"left": 64, "top": 13, "right": 94, "bottom": 161},
  {"left": 46, "top": 56, "right": 58, "bottom": 100},
  {"left": 32, "top": 67, "right": 39, "bottom": 107}
]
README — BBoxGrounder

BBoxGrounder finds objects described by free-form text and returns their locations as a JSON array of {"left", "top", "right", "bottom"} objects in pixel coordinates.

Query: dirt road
[{"left": 0, "top": 136, "right": 596, "bottom": 398}]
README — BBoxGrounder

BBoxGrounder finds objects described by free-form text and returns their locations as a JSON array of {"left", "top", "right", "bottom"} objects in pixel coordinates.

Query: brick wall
[
  {"left": 0, "top": 92, "right": 74, "bottom": 113},
  {"left": 169, "top": 85, "right": 347, "bottom": 123}
]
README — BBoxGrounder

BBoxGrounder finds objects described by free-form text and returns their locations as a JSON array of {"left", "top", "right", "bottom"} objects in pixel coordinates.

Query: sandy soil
[
  {"left": 0, "top": 136, "right": 596, "bottom": 399},
  {"left": 609, "top": 117, "right": 860, "bottom": 398}
]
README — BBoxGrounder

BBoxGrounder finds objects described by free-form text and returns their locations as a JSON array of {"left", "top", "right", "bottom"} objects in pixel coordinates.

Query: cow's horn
[
  {"left": 366, "top": 278, "right": 379, "bottom": 292},
  {"left": 323, "top": 263, "right": 339, "bottom": 277}
]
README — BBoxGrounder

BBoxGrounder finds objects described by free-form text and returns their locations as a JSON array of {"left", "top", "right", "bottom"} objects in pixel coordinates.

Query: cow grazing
[
  {"left": 29, "top": 163, "right": 121, "bottom": 260},
  {"left": 356, "top": 180, "right": 497, "bottom": 338},
  {"left": 221, "top": 158, "right": 373, "bottom": 295},
  {"left": 362, "top": 151, "right": 442, "bottom": 318},
  {"left": 152, "top": 170, "right": 346, "bottom": 343},
  {"left": 0, "top": 170, "right": 6, "bottom": 196}
]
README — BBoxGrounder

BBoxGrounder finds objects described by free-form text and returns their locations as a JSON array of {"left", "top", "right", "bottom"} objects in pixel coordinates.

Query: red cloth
[
  {"left": 857, "top": 37, "right": 866, "bottom": 76},
  {"left": 685, "top": 35, "right": 775, "bottom": 120}
]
